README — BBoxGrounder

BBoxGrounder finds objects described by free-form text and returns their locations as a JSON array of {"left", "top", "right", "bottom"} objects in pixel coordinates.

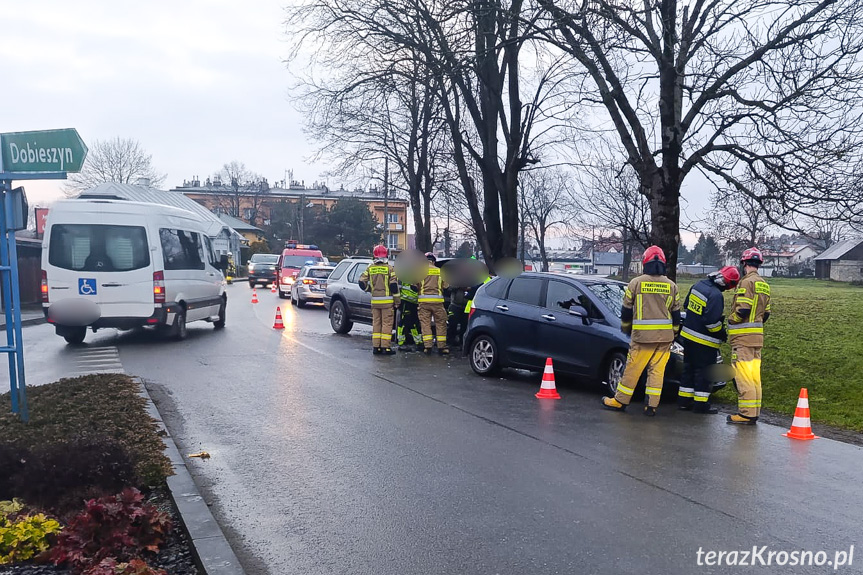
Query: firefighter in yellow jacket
[
  {"left": 418, "top": 252, "right": 450, "bottom": 355},
  {"left": 726, "top": 247, "right": 771, "bottom": 425},
  {"left": 602, "top": 245, "right": 681, "bottom": 416},
  {"left": 358, "top": 245, "right": 398, "bottom": 355}
]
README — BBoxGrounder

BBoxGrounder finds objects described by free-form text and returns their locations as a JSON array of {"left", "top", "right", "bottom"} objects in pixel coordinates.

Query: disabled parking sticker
[{"left": 78, "top": 278, "right": 97, "bottom": 296}]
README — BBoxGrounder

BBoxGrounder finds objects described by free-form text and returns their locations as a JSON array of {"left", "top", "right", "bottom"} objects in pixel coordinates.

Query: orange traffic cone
[
  {"left": 783, "top": 388, "right": 817, "bottom": 440},
  {"left": 535, "top": 358, "right": 561, "bottom": 399},
  {"left": 251, "top": 289, "right": 259, "bottom": 304},
  {"left": 271, "top": 283, "right": 277, "bottom": 293},
  {"left": 273, "top": 307, "right": 285, "bottom": 329}
]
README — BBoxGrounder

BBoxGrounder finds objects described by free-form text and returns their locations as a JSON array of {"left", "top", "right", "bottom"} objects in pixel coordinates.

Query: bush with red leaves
[
  {"left": 50, "top": 488, "right": 171, "bottom": 573},
  {"left": 83, "top": 557, "right": 168, "bottom": 575}
]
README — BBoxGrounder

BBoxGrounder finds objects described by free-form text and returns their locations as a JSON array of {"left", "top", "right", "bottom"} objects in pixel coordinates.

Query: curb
[
  {"left": 135, "top": 378, "right": 246, "bottom": 575},
  {"left": 0, "top": 315, "right": 47, "bottom": 328}
]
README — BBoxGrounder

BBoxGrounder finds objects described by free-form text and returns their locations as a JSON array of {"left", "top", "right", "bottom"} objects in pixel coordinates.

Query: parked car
[
  {"left": 463, "top": 272, "right": 717, "bottom": 395},
  {"left": 42, "top": 199, "right": 228, "bottom": 344},
  {"left": 290, "top": 265, "right": 335, "bottom": 307},
  {"left": 323, "top": 258, "right": 373, "bottom": 333},
  {"left": 277, "top": 244, "right": 327, "bottom": 298},
  {"left": 247, "top": 253, "right": 279, "bottom": 287}
]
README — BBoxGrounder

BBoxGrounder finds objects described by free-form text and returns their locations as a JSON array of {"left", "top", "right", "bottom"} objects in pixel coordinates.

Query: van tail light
[
  {"left": 153, "top": 271, "right": 166, "bottom": 304},
  {"left": 41, "top": 270, "right": 49, "bottom": 303}
]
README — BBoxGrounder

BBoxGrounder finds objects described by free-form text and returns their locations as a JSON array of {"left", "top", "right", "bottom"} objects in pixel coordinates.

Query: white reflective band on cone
[
  {"left": 798, "top": 398, "right": 809, "bottom": 409},
  {"left": 791, "top": 416, "right": 811, "bottom": 428},
  {"left": 540, "top": 379, "right": 556, "bottom": 389}
]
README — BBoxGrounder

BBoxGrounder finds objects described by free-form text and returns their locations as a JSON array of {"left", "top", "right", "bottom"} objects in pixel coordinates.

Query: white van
[{"left": 41, "top": 199, "right": 228, "bottom": 344}]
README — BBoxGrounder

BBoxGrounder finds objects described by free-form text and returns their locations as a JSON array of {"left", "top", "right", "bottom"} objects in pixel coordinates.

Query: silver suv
[{"left": 323, "top": 258, "right": 373, "bottom": 333}]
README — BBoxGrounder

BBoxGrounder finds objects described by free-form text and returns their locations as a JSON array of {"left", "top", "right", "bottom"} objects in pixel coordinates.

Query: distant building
[
  {"left": 761, "top": 244, "right": 818, "bottom": 277},
  {"left": 77, "top": 181, "right": 244, "bottom": 259},
  {"left": 171, "top": 178, "right": 409, "bottom": 252},
  {"left": 216, "top": 213, "right": 265, "bottom": 245},
  {"left": 592, "top": 251, "right": 625, "bottom": 276},
  {"left": 814, "top": 239, "right": 863, "bottom": 282}
]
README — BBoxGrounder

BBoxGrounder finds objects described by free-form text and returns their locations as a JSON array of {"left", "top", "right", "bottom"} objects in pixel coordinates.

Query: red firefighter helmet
[
  {"left": 740, "top": 247, "right": 763, "bottom": 265},
  {"left": 713, "top": 266, "right": 741, "bottom": 289},
  {"left": 373, "top": 245, "right": 388, "bottom": 259},
  {"left": 642, "top": 245, "right": 666, "bottom": 265}
]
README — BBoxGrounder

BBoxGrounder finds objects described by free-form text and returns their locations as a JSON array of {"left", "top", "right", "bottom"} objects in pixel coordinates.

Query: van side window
[
  {"left": 160, "top": 229, "right": 205, "bottom": 271},
  {"left": 202, "top": 236, "right": 218, "bottom": 267}
]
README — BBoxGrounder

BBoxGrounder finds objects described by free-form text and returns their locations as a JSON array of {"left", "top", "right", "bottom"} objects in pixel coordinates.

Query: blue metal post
[
  {"left": 5, "top": 187, "right": 27, "bottom": 420},
  {"left": 0, "top": 181, "right": 18, "bottom": 414}
]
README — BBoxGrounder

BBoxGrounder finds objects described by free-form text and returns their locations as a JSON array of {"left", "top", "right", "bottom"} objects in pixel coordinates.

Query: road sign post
[{"left": 0, "top": 128, "right": 88, "bottom": 422}]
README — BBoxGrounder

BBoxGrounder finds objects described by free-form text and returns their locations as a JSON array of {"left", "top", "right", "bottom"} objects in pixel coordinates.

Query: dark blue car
[{"left": 463, "top": 272, "right": 694, "bottom": 394}]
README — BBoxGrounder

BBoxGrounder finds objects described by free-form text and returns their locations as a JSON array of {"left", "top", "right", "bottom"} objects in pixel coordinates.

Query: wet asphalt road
[{"left": 8, "top": 283, "right": 863, "bottom": 575}]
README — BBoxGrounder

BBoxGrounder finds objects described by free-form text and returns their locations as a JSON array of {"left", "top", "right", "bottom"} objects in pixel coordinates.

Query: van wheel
[
  {"left": 63, "top": 327, "right": 87, "bottom": 345},
  {"left": 214, "top": 301, "right": 226, "bottom": 329},
  {"left": 330, "top": 300, "right": 353, "bottom": 334},
  {"left": 172, "top": 309, "right": 188, "bottom": 340},
  {"left": 469, "top": 335, "right": 500, "bottom": 376}
]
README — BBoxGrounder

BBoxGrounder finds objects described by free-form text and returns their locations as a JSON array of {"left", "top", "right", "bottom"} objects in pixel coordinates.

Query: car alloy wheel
[
  {"left": 605, "top": 351, "right": 627, "bottom": 394},
  {"left": 469, "top": 335, "right": 499, "bottom": 375},
  {"left": 330, "top": 300, "right": 353, "bottom": 334}
]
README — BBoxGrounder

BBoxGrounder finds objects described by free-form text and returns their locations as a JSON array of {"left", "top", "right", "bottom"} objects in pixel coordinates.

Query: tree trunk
[
  {"left": 621, "top": 228, "right": 631, "bottom": 282},
  {"left": 648, "top": 174, "right": 681, "bottom": 281}
]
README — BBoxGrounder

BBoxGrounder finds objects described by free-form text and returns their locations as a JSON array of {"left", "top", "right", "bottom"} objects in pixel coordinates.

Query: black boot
[
  {"left": 372, "top": 347, "right": 383, "bottom": 355},
  {"left": 643, "top": 406, "right": 657, "bottom": 417}
]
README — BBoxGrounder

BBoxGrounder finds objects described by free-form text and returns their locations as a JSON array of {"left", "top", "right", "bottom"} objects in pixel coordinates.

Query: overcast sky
[
  {"left": 3, "top": 1, "right": 320, "bottom": 206},
  {"left": 3, "top": 1, "right": 705, "bottom": 248}
]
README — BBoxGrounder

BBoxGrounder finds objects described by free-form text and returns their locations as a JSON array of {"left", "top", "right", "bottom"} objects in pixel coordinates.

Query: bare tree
[
  {"left": 536, "top": 0, "right": 863, "bottom": 279},
  {"left": 64, "top": 137, "right": 165, "bottom": 195},
  {"left": 214, "top": 161, "right": 268, "bottom": 227},
  {"left": 571, "top": 162, "right": 651, "bottom": 280},
  {"left": 520, "top": 169, "right": 569, "bottom": 271}
]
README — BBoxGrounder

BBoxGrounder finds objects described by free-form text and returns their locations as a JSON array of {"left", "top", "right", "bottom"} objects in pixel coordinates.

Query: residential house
[
  {"left": 216, "top": 213, "right": 265, "bottom": 245},
  {"left": 814, "top": 239, "right": 863, "bottom": 282},
  {"left": 171, "top": 178, "right": 410, "bottom": 252},
  {"left": 761, "top": 244, "right": 818, "bottom": 277}
]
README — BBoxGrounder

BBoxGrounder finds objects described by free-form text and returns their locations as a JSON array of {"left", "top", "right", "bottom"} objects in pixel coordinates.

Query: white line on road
[{"left": 72, "top": 346, "right": 125, "bottom": 376}]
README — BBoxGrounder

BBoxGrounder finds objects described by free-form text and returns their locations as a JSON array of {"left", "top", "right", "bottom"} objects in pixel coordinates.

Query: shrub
[
  {"left": 11, "top": 437, "right": 138, "bottom": 517},
  {"left": 0, "top": 443, "right": 27, "bottom": 501},
  {"left": 0, "top": 500, "right": 63, "bottom": 564},
  {"left": 84, "top": 557, "right": 168, "bottom": 575},
  {"left": 51, "top": 488, "right": 171, "bottom": 573}
]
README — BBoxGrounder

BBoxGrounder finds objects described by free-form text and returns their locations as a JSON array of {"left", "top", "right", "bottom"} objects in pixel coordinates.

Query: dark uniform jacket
[{"left": 680, "top": 278, "right": 726, "bottom": 349}]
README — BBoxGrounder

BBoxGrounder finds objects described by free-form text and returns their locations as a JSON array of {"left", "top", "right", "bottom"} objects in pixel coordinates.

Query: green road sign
[{"left": 0, "top": 129, "right": 88, "bottom": 173}]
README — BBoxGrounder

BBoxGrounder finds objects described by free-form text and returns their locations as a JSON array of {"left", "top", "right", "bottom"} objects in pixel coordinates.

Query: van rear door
[{"left": 46, "top": 222, "right": 155, "bottom": 319}]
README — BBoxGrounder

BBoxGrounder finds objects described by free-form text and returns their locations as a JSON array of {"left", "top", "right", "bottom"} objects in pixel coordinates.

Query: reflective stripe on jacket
[
  {"left": 680, "top": 278, "right": 726, "bottom": 349},
  {"left": 728, "top": 271, "right": 770, "bottom": 347},
  {"left": 419, "top": 265, "right": 447, "bottom": 304},
  {"left": 622, "top": 274, "right": 680, "bottom": 344},
  {"left": 400, "top": 285, "right": 418, "bottom": 305},
  {"left": 359, "top": 262, "right": 395, "bottom": 307}
]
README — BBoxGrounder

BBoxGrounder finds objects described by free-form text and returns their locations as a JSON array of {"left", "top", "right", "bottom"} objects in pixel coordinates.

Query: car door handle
[
  {"left": 542, "top": 314, "right": 556, "bottom": 321},
  {"left": 495, "top": 305, "right": 509, "bottom": 312}
]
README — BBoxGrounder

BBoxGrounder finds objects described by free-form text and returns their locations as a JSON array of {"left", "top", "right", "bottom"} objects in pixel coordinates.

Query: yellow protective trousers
[
  {"left": 418, "top": 303, "right": 448, "bottom": 350},
  {"left": 372, "top": 306, "right": 395, "bottom": 348},
  {"left": 732, "top": 345, "right": 762, "bottom": 418},
  {"left": 614, "top": 341, "right": 672, "bottom": 408}
]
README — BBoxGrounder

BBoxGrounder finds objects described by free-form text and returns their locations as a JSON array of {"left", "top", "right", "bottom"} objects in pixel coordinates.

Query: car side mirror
[{"left": 569, "top": 305, "right": 592, "bottom": 324}]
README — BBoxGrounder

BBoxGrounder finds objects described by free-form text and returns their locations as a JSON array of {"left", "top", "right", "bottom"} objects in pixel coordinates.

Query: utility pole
[
  {"left": 383, "top": 157, "right": 389, "bottom": 249},
  {"left": 299, "top": 193, "right": 305, "bottom": 243}
]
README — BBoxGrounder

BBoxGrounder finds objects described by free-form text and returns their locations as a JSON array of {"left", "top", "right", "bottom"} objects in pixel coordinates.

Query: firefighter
[
  {"left": 678, "top": 266, "right": 741, "bottom": 414},
  {"left": 358, "top": 245, "right": 398, "bottom": 355},
  {"left": 446, "top": 282, "right": 470, "bottom": 351},
  {"left": 397, "top": 282, "right": 422, "bottom": 351},
  {"left": 727, "top": 247, "right": 771, "bottom": 425},
  {"left": 418, "top": 252, "right": 450, "bottom": 355},
  {"left": 602, "top": 245, "right": 681, "bottom": 416}
]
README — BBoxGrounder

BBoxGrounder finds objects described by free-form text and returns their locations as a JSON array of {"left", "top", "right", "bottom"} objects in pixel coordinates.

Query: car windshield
[
  {"left": 250, "top": 254, "right": 279, "bottom": 264},
  {"left": 282, "top": 255, "right": 324, "bottom": 268},
  {"left": 305, "top": 268, "right": 332, "bottom": 279},
  {"left": 586, "top": 282, "right": 626, "bottom": 318}
]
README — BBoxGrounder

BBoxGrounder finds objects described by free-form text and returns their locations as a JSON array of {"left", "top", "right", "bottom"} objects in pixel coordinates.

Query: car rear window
[
  {"left": 328, "top": 260, "right": 352, "bottom": 281},
  {"left": 250, "top": 254, "right": 279, "bottom": 263},
  {"left": 482, "top": 277, "right": 509, "bottom": 299},
  {"left": 506, "top": 277, "right": 543, "bottom": 306},
  {"left": 282, "top": 255, "right": 324, "bottom": 268},
  {"left": 306, "top": 268, "right": 332, "bottom": 279},
  {"left": 48, "top": 224, "right": 150, "bottom": 272}
]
